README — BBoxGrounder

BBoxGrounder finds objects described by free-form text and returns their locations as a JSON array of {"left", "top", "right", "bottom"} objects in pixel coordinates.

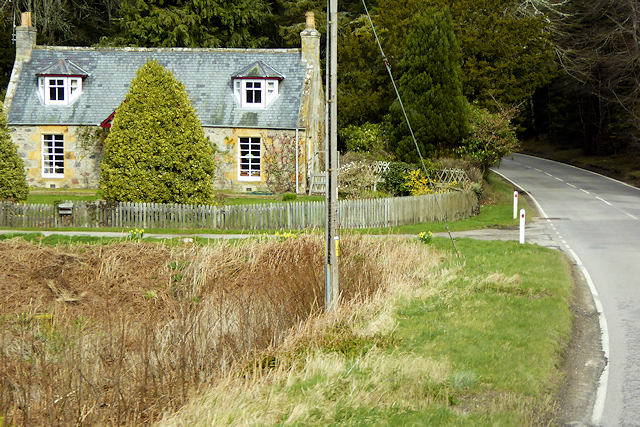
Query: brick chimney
[
  {"left": 15, "top": 12, "right": 36, "bottom": 61},
  {"left": 300, "top": 12, "right": 320, "bottom": 65}
]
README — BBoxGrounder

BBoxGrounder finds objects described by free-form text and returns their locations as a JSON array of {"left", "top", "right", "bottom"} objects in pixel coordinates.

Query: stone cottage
[{"left": 3, "top": 12, "right": 325, "bottom": 193}]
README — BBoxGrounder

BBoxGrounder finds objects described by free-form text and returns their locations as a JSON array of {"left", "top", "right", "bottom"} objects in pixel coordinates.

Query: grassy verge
[{"left": 157, "top": 237, "right": 572, "bottom": 427}]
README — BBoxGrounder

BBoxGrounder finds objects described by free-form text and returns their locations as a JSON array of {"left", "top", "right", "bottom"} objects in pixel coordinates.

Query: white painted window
[
  {"left": 39, "top": 76, "right": 83, "bottom": 105},
  {"left": 234, "top": 80, "right": 241, "bottom": 100},
  {"left": 69, "top": 78, "right": 81, "bottom": 97},
  {"left": 42, "top": 134, "right": 65, "bottom": 177},
  {"left": 238, "top": 137, "right": 261, "bottom": 181},
  {"left": 244, "top": 80, "right": 263, "bottom": 107},
  {"left": 234, "top": 79, "right": 279, "bottom": 108},
  {"left": 267, "top": 81, "right": 276, "bottom": 99}
]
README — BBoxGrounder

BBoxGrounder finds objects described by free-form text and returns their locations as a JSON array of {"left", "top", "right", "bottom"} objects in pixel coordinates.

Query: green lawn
[
  {"left": 27, "top": 189, "right": 103, "bottom": 204},
  {"left": 26, "top": 188, "right": 324, "bottom": 205}
]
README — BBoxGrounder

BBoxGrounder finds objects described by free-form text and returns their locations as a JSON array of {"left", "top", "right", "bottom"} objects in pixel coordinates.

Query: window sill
[{"left": 238, "top": 176, "right": 261, "bottom": 182}]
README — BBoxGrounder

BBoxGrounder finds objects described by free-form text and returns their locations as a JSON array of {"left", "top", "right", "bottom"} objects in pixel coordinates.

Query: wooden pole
[{"left": 325, "top": 0, "right": 339, "bottom": 311}]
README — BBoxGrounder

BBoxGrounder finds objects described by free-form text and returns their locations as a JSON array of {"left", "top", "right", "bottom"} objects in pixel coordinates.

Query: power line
[{"left": 360, "top": 0, "right": 460, "bottom": 257}]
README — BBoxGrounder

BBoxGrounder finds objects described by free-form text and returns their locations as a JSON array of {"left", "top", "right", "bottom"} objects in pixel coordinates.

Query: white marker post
[
  {"left": 513, "top": 191, "right": 518, "bottom": 219},
  {"left": 519, "top": 209, "right": 526, "bottom": 244}
]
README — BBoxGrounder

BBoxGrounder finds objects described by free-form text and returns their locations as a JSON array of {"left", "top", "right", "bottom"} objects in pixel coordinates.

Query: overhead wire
[{"left": 360, "top": 0, "right": 460, "bottom": 257}]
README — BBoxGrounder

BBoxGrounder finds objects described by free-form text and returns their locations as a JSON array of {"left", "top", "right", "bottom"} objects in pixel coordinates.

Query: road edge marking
[
  {"left": 514, "top": 153, "right": 640, "bottom": 192},
  {"left": 492, "top": 166, "right": 609, "bottom": 425}
]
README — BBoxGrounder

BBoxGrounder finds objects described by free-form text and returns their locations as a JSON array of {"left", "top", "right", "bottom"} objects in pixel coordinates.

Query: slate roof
[
  {"left": 36, "top": 59, "right": 89, "bottom": 77},
  {"left": 7, "top": 46, "right": 308, "bottom": 129},
  {"left": 232, "top": 60, "right": 285, "bottom": 79}
]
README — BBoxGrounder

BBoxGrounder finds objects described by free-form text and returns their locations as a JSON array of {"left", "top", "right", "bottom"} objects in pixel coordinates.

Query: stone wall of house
[
  {"left": 11, "top": 124, "right": 308, "bottom": 194},
  {"left": 205, "top": 127, "right": 308, "bottom": 194},
  {"left": 11, "top": 125, "right": 103, "bottom": 189}
]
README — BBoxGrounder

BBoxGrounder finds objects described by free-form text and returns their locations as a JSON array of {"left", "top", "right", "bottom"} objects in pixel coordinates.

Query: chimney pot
[
  {"left": 21, "top": 12, "right": 32, "bottom": 27},
  {"left": 305, "top": 12, "right": 315, "bottom": 30}
]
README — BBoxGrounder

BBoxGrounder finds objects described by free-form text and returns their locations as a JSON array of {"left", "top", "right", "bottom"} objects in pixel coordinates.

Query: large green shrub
[
  {"left": 0, "top": 104, "right": 28, "bottom": 202},
  {"left": 455, "top": 103, "right": 520, "bottom": 174},
  {"left": 379, "top": 162, "right": 417, "bottom": 197},
  {"left": 339, "top": 122, "right": 386, "bottom": 153},
  {"left": 100, "top": 60, "right": 216, "bottom": 204}
]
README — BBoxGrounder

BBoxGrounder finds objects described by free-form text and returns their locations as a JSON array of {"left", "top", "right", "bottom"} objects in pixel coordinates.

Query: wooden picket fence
[{"left": 0, "top": 191, "right": 478, "bottom": 230}]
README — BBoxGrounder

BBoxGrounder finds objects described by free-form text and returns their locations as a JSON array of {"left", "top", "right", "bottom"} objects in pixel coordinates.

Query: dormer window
[
  {"left": 234, "top": 79, "right": 279, "bottom": 108},
  {"left": 38, "top": 76, "right": 83, "bottom": 105},
  {"left": 232, "top": 61, "right": 284, "bottom": 109},
  {"left": 36, "top": 59, "right": 89, "bottom": 106}
]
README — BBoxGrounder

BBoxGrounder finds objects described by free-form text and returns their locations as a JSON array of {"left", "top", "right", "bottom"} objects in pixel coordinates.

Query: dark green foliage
[
  {"left": 0, "top": 9, "right": 15, "bottom": 97},
  {"left": 0, "top": 104, "right": 29, "bottom": 202},
  {"left": 379, "top": 162, "right": 417, "bottom": 196},
  {"left": 445, "top": 0, "right": 556, "bottom": 109},
  {"left": 389, "top": 9, "right": 468, "bottom": 162},
  {"left": 107, "top": 0, "right": 274, "bottom": 48},
  {"left": 100, "top": 60, "right": 215, "bottom": 204},
  {"left": 275, "top": 0, "right": 326, "bottom": 48},
  {"left": 337, "top": 22, "right": 393, "bottom": 127},
  {"left": 377, "top": 0, "right": 556, "bottom": 110},
  {"left": 282, "top": 193, "right": 297, "bottom": 202}
]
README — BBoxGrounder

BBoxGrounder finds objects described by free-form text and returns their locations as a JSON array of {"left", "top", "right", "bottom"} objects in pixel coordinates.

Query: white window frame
[
  {"left": 38, "top": 76, "right": 83, "bottom": 105},
  {"left": 243, "top": 80, "right": 264, "bottom": 108},
  {"left": 238, "top": 137, "right": 261, "bottom": 181},
  {"left": 42, "top": 134, "right": 65, "bottom": 178},
  {"left": 233, "top": 78, "right": 279, "bottom": 108}
]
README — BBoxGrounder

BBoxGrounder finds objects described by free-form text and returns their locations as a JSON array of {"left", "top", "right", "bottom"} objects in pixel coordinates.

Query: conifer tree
[
  {"left": 0, "top": 104, "right": 29, "bottom": 202},
  {"left": 100, "top": 60, "right": 216, "bottom": 204},
  {"left": 108, "top": 0, "right": 273, "bottom": 48},
  {"left": 389, "top": 8, "right": 468, "bottom": 163}
]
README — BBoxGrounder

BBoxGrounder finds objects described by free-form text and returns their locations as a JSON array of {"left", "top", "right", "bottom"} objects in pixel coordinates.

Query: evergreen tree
[
  {"left": 0, "top": 9, "right": 15, "bottom": 97},
  {"left": 100, "top": 60, "right": 216, "bottom": 204},
  {"left": 337, "top": 20, "right": 393, "bottom": 127},
  {"left": 389, "top": 9, "right": 468, "bottom": 162},
  {"left": 0, "top": 104, "right": 29, "bottom": 202},
  {"left": 106, "top": 0, "right": 273, "bottom": 48},
  {"left": 376, "top": 0, "right": 556, "bottom": 110}
]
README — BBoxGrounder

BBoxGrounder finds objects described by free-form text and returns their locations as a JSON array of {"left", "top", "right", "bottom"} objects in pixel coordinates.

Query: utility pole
[{"left": 325, "top": 0, "right": 339, "bottom": 311}]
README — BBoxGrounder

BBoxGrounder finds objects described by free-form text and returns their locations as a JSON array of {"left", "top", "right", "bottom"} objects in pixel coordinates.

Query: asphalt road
[{"left": 496, "top": 153, "right": 640, "bottom": 427}]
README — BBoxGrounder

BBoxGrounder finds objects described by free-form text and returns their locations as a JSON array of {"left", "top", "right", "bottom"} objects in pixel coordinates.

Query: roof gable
[
  {"left": 37, "top": 59, "right": 89, "bottom": 77},
  {"left": 232, "top": 60, "right": 285, "bottom": 80}
]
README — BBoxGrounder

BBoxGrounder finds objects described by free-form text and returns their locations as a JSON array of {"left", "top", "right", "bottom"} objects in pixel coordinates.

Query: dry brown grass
[
  {"left": 0, "top": 234, "right": 408, "bottom": 426},
  {"left": 155, "top": 236, "right": 449, "bottom": 427}
]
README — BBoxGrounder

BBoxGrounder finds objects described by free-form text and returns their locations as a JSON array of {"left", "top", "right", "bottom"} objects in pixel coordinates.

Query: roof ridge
[{"left": 33, "top": 46, "right": 302, "bottom": 54}]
